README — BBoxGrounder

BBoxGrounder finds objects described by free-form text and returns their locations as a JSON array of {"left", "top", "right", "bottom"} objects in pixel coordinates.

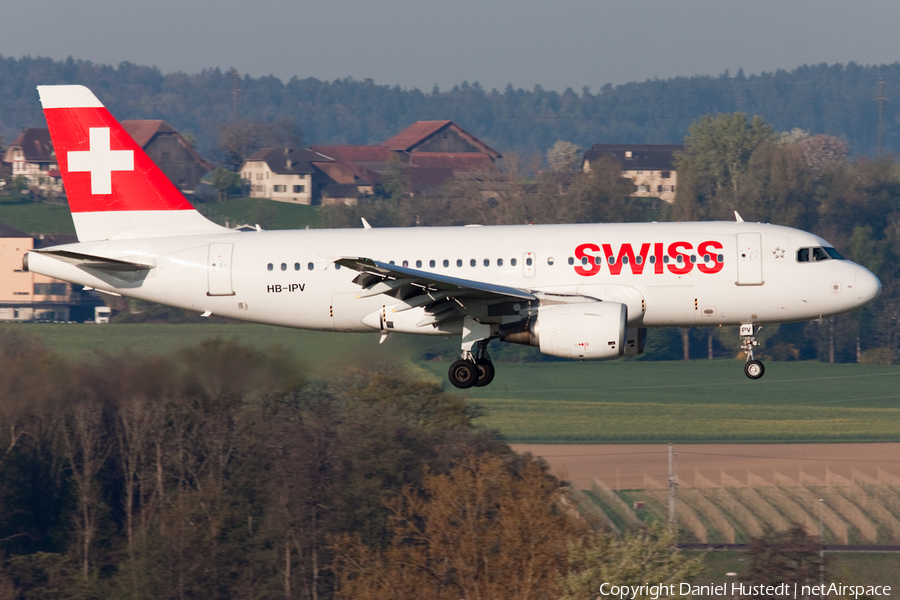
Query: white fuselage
[{"left": 27, "top": 221, "right": 881, "bottom": 337}]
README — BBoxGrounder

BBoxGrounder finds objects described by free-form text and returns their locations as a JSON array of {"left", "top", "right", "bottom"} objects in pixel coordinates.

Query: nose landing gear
[{"left": 740, "top": 323, "right": 765, "bottom": 380}]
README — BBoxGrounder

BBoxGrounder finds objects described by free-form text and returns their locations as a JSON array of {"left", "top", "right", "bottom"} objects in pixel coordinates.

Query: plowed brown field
[{"left": 512, "top": 443, "right": 900, "bottom": 490}]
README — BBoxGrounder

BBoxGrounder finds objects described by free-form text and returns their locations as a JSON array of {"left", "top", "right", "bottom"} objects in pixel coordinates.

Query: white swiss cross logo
[{"left": 67, "top": 127, "right": 134, "bottom": 195}]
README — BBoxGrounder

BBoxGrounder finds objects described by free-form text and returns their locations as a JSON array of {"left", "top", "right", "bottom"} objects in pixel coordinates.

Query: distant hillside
[{"left": 0, "top": 56, "right": 897, "bottom": 160}]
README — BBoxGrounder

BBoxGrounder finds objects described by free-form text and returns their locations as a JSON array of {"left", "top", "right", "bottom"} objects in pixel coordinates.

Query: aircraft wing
[{"left": 336, "top": 257, "right": 537, "bottom": 301}]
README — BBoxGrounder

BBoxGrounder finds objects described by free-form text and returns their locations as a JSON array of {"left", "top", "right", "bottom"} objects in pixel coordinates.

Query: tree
[
  {"left": 744, "top": 525, "right": 829, "bottom": 592},
  {"left": 547, "top": 140, "right": 581, "bottom": 173},
  {"left": 674, "top": 113, "right": 774, "bottom": 218},
  {"left": 333, "top": 452, "right": 578, "bottom": 600},
  {"left": 214, "top": 118, "right": 305, "bottom": 172},
  {"left": 210, "top": 167, "right": 241, "bottom": 202},
  {"left": 560, "top": 524, "right": 704, "bottom": 600}
]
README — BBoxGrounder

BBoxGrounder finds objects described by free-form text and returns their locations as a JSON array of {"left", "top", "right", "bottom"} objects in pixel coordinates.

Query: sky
[{"left": 3, "top": 0, "right": 900, "bottom": 92}]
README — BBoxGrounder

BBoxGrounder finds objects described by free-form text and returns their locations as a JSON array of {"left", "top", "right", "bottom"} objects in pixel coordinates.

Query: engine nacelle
[{"left": 535, "top": 301, "right": 627, "bottom": 360}]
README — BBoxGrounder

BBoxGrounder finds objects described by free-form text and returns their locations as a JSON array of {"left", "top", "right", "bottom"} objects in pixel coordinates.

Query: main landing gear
[
  {"left": 449, "top": 341, "right": 495, "bottom": 389},
  {"left": 449, "top": 317, "right": 496, "bottom": 389},
  {"left": 740, "top": 323, "right": 765, "bottom": 380}
]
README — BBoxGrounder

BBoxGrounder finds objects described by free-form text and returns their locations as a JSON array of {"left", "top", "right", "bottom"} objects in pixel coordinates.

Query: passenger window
[
  {"left": 307, "top": 262, "right": 314, "bottom": 270},
  {"left": 703, "top": 255, "right": 710, "bottom": 263},
  {"left": 594, "top": 256, "right": 602, "bottom": 265},
  {"left": 281, "top": 263, "right": 287, "bottom": 271},
  {"left": 484, "top": 259, "right": 490, "bottom": 267},
  {"left": 402, "top": 260, "right": 408, "bottom": 267},
  {"left": 608, "top": 256, "right": 615, "bottom": 265},
  {"left": 568, "top": 257, "right": 574, "bottom": 265},
  {"left": 389, "top": 261, "right": 395, "bottom": 265},
  {"left": 511, "top": 258, "right": 517, "bottom": 266},
  {"left": 547, "top": 257, "right": 555, "bottom": 265},
  {"left": 663, "top": 255, "right": 670, "bottom": 264},
  {"left": 635, "top": 256, "right": 642, "bottom": 265},
  {"left": 498, "top": 258, "right": 504, "bottom": 266},
  {"left": 443, "top": 259, "right": 449, "bottom": 267},
  {"left": 470, "top": 259, "right": 476, "bottom": 267},
  {"left": 294, "top": 263, "right": 300, "bottom": 270},
  {"left": 457, "top": 259, "right": 463, "bottom": 267},
  {"left": 677, "top": 256, "right": 683, "bottom": 264},
  {"left": 690, "top": 255, "right": 696, "bottom": 263},
  {"left": 622, "top": 256, "right": 629, "bottom": 265},
  {"left": 416, "top": 260, "right": 422, "bottom": 268},
  {"left": 649, "top": 256, "right": 656, "bottom": 264},
  {"left": 717, "top": 254, "right": 724, "bottom": 263},
  {"left": 267, "top": 263, "right": 273, "bottom": 271},
  {"left": 582, "top": 256, "right": 589, "bottom": 265},
  {"left": 526, "top": 257, "right": 533, "bottom": 266},
  {"left": 335, "top": 264, "right": 341, "bottom": 270},
  {"left": 430, "top": 260, "right": 436, "bottom": 268},
  {"left": 797, "top": 248, "right": 809, "bottom": 262}
]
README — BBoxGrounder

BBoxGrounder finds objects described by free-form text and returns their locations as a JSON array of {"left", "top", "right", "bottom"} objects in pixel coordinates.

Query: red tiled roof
[
  {"left": 409, "top": 153, "right": 495, "bottom": 171},
  {"left": 8, "top": 129, "right": 54, "bottom": 162},
  {"left": 310, "top": 145, "right": 394, "bottom": 183},
  {"left": 121, "top": 120, "right": 177, "bottom": 148},
  {"left": 381, "top": 121, "right": 452, "bottom": 151},
  {"left": 382, "top": 121, "right": 501, "bottom": 159}
]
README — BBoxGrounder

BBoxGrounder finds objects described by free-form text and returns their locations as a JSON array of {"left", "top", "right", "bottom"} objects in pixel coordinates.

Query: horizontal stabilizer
[{"left": 35, "top": 249, "right": 155, "bottom": 272}]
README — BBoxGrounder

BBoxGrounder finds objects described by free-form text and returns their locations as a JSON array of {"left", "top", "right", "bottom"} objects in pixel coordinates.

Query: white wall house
[{"left": 241, "top": 148, "right": 333, "bottom": 205}]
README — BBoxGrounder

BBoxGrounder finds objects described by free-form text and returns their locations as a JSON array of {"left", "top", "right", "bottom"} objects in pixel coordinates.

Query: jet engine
[{"left": 501, "top": 301, "right": 627, "bottom": 360}]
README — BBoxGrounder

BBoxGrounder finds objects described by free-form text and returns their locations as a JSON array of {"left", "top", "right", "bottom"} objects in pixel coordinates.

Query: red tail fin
[{"left": 38, "top": 85, "right": 227, "bottom": 241}]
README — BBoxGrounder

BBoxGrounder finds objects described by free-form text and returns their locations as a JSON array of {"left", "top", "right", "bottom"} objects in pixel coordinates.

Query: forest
[
  {"left": 0, "top": 55, "right": 899, "bottom": 159},
  {"left": 0, "top": 328, "right": 719, "bottom": 599}
]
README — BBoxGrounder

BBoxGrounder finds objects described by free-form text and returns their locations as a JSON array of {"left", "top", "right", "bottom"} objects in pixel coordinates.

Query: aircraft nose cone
[{"left": 855, "top": 267, "right": 881, "bottom": 306}]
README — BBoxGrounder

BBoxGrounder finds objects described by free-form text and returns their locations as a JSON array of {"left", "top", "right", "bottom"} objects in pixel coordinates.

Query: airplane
[{"left": 24, "top": 85, "right": 882, "bottom": 388}]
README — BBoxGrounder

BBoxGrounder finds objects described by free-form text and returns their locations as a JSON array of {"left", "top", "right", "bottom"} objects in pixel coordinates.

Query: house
[
  {"left": 310, "top": 120, "right": 501, "bottom": 202},
  {"left": 0, "top": 224, "right": 76, "bottom": 321},
  {"left": 582, "top": 144, "right": 682, "bottom": 203},
  {"left": 240, "top": 148, "right": 334, "bottom": 204},
  {"left": 2, "top": 128, "right": 63, "bottom": 196},
  {"left": 121, "top": 120, "right": 213, "bottom": 194}
]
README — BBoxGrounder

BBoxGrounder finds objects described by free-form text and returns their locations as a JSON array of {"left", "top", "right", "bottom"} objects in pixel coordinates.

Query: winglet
[
  {"left": 361, "top": 218, "right": 372, "bottom": 230},
  {"left": 734, "top": 211, "right": 745, "bottom": 223}
]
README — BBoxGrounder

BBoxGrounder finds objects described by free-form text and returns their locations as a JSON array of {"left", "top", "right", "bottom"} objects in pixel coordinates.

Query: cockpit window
[{"left": 797, "top": 246, "right": 843, "bottom": 262}]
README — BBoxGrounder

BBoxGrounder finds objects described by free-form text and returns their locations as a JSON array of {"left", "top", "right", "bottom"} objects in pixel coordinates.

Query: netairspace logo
[{"left": 598, "top": 582, "right": 892, "bottom": 598}]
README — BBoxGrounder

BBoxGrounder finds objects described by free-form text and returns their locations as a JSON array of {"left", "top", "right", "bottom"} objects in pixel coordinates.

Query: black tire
[
  {"left": 744, "top": 360, "right": 765, "bottom": 380},
  {"left": 473, "top": 359, "right": 495, "bottom": 387},
  {"left": 449, "top": 360, "right": 478, "bottom": 389}
]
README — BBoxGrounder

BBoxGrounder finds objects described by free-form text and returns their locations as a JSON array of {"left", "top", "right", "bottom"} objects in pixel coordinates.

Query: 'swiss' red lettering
[
  {"left": 697, "top": 241, "right": 724, "bottom": 274},
  {"left": 572, "top": 240, "right": 725, "bottom": 276},
  {"left": 574, "top": 243, "right": 601, "bottom": 276},
  {"left": 602, "top": 243, "right": 651, "bottom": 275},
  {"left": 667, "top": 241, "right": 693, "bottom": 274}
]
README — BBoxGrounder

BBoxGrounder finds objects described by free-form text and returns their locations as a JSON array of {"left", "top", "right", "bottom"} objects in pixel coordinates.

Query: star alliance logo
[{"left": 772, "top": 247, "right": 785, "bottom": 259}]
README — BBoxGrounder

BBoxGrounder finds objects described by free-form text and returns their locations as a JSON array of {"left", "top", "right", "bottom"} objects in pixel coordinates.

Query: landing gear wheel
[
  {"left": 744, "top": 360, "right": 765, "bottom": 380},
  {"left": 449, "top": 360, "right": 478, "bottom": 389},
  {"left": 473, "top": 358, "right": 495, "bottom": 387}
]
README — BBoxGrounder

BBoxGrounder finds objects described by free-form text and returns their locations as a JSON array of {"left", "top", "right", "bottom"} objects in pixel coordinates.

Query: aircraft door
[
  {"left": 523, "top": 252, "right": 536, "bottom": 278},
  {"left": 207, "top": 243, "right": 235, "bottom": 296},
  {"left": 736, "top": 233, "right": 763, "bottom": 286}
]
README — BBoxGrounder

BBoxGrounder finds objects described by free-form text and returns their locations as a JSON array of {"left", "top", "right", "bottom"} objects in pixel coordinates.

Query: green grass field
[
  {"left": 0, "top": 197, "right": 321, "bottom": 235},
  {"left": 0, "top": 200, "right": 76, "bottom": 234},
  {"left": 13, "top": 323, "right": 900, "bottom": 444},
  {"left": 195, "top": 197, "right": 322, "bottom": 230}
]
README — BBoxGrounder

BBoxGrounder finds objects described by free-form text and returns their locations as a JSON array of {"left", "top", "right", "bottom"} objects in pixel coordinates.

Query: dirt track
[{"left": 511, "top": 443, "right": 900, "bottom": 490}]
